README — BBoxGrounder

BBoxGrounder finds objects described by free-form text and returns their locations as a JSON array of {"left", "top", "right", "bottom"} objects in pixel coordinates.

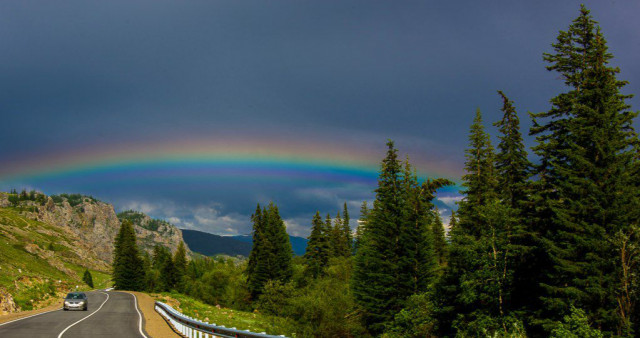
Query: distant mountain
[
  {"left": 231, "top": 234, "right": 308, "bottom": 256},
  {"left": 181, "top": 229, "right": 252, "bottom": 257}
]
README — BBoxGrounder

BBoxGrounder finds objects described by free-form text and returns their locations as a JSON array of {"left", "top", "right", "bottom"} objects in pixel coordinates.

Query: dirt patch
[
  {"left": 128, "top": 291, "right": 180, "bottom": 338},
  {"left": 0, "top": 302, "right": 61, "bottom": 325}
]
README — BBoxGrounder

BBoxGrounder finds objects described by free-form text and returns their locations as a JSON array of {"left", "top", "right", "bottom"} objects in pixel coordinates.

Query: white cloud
[
  {"left": 114, "top": 199, "right": 251, "bottom": 236},
  {"left": 438, "top": 196, "right": 463, "bottom": 208},
  {"left": 283, "top": 218, "right": 309, "bottom": 237},
  {"left": 119, "top": 200, "right": 160, "bottom": 214}
]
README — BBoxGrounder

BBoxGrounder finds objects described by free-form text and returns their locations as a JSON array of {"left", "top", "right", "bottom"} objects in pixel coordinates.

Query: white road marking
[
  {"left": 125, "top": 292, "right": 148, "bottom": 338},
  {"left": 57, "top": 291, "right": 110, "bottom": 338},
  {"left": 0, "top": 307, "right": 62, "bottom": 327}
]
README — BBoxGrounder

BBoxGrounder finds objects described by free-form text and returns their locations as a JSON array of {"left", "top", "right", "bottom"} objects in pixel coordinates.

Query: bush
[
  {"left": 256, "top": 280, "right": 295, "bottom": 317},
  {"left": 550, "top": 306, "right": 603, "bottom": 338},
  {"left": 384, "top": 292, "right": 437, "bottom": 337}
]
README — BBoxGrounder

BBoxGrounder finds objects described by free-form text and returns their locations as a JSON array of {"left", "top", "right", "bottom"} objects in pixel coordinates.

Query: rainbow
[{"left": 0, "top": 137, "right": 461, "bottom": 192}]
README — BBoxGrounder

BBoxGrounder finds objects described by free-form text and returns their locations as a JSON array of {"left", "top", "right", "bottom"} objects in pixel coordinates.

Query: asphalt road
[{"left": 0, "top": 291, "right": 148, "bottom": 338}]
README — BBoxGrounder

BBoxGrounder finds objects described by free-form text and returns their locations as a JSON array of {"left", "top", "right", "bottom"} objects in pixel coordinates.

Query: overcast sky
[{"left": 1, "top": 1, "right": 638, "bottom": 236}]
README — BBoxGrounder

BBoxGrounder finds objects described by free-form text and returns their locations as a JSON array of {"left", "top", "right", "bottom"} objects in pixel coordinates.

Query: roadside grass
[{"left": 153, "top": 292, "right": 298, "bottom": 337}]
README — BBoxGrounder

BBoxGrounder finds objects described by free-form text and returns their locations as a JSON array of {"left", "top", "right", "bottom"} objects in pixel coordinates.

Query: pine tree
[
  {"left": 457, "top": 109, "right": 497, "bottom": 238},
  {"left": 82, "top": 269, "right": 94, "bottom": 288},
  {"left": 112, "top": 220, "right": 145, "bottom": 291},
  {"left": 333, "top": 212, "right": 346, "bottom": 256},
  {"left": 432, "top": 208, "right": 447, "bottom": 267},
  {"left": 304, "top": 211, "right": 331, "bottom": 278},
  {"left": 492, "top": 90, "right": 542, "bottom": 333},
  {"left": 530, "top": 5, "right": 639, "bottom": 334},
  {"left": 435, "top": 109, "right": 501, "bottom": 335},
  {"left": 494, "top": 91, "right": 530, "bottom": 208},
  {"left": 161, "top": 253, "right": 176, "bottom": 291},
  {"left": 246, "top": 202, "right": 293, "bottom": 299},
  {"left": 247, "top": 204, "right": 268, "bottom": 298},
  {"left": 264, "top": 203, "right": 293, "bottom": 283},
  {"left": 448, "top": 209, "right": 457, "bottom": 235},
  {"left": 353, "top": 141, "right": 405, "bottom": 333},
  {"left": 352, "top": 141, "right": 444, "bottom": 333},
  {"left": 342, "top": 202, "right": 352, "bottom": 255},
  {"left": 173, "top": 241, "right": 188, "bottom": 290}
]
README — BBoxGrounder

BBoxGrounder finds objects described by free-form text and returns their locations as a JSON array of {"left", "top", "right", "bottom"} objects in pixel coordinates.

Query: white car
[{"left": 63, "top": 292, "right": 88, "bottom": 311}]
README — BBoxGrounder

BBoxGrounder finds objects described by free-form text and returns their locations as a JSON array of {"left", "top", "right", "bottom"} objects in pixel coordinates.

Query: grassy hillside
[{"left": 0, "top": 205, "right": 111, "bottom": 311}]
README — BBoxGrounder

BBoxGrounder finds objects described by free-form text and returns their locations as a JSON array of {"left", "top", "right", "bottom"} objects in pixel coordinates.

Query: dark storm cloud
[{"left": 1, "top": 1, "right": 638, "bottom": 235}]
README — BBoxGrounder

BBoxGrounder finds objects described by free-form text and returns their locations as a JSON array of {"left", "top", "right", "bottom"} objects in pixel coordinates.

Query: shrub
[{"left": 550, "top": 306, "right": 603, "bottom": 338}]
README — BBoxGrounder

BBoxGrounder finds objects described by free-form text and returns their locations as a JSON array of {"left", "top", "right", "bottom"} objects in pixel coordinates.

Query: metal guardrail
[{"left": 154, "top": 301, "right": 287, "bottom": 338}]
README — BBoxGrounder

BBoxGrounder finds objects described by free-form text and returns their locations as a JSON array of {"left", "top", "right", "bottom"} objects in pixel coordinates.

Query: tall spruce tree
[
  {"left": 264, "top": 203, "right": 293, "bottom": 283},
  {"left": 529, "top": 5, "right": 639, "bottom": 334},
  {"left": 247, "top": 204, "right": 268, "bottom": 298},
  {"left": 112, "top": 220, "right": 145, "bottom": 291},
  {"left": 304, "top": 211, "right": 331, "bottom": 278},
  {"left": 246, "top": 202, "right": 293, "bottom": 299},
  {"left": 492, "top": 90, "right": 542, "bottom": 333},
  {"left": 173, "top": 241, "right": 187, "bottom": 290},
  {"left": 435, "top": 109, "right": 500, "bottom": 336},
  {"left": 332, "top": 212, "right": 347, "bottom": 257},
  {"left": 494, "top": 91, "right": 530, "bottom": 208},
  {"left": 352, "top": 141, "right": 443, "bottom": 333},
  {"left": 83, "top": 269, "right": 94, "bottom": 288},
  {"left": 456, "top": 109, "right": 497, "bottom": 237},
  {"left": 342, "top": 203, "right": 352, "bottom": 255},
  {"left": 432, "top": 208, "right": 447, "bottom": 268}
]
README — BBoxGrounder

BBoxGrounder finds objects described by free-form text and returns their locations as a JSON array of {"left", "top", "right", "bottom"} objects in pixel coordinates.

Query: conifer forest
[{"left": 111, "top": 6, "right": 640, "bottom": 337}]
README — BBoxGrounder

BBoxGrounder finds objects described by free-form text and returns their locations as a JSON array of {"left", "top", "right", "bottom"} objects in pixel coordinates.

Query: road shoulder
[
  {"left": 127, "top": 291, "right": 180, "bottom": 338},
  {"left": 0, "top": 303, "right": 61, "bottom": 325}
]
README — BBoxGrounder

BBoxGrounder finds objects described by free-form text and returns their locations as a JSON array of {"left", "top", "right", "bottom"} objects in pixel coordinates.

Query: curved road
[{"left": 0, "top": 291, "right": 148, "bottom": 338}]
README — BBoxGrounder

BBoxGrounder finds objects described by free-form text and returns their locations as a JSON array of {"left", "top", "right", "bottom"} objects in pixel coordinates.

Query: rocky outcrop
[
  {"left": 11, "top": 193, "right": 188, "bottom": 265},
  {"left": 118, "top": 210, "right": 186, "bottom": 255},
  {"left": 0, "top": 287, "right": 18, "bottom": 314},
  {"left": 0, "top": 193, "right": 9, "bottom": 208}
]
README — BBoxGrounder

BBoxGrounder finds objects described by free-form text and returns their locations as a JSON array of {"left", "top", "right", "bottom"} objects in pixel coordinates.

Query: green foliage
[
  {"left": 112, "top": 220, "right": 145, "bottom": 291},
  {"left": 51, "top": 193, "right": 97, "bottom": 207},
  {"left": 353, "top": 201, "right": 369, "bottom": 253},
  {"left": 432, "top": 209, "right": 447, "bottom": 269},
  {"left": 173, "top": 241, "right": 188, "bottom": 290},
  {"left": 82, "top": 269, "right": 94, "bottom": 288},
  {"left": 457, "top": 109, "right": 497, "bottom": 237},
  {"left": 181, "top": 256, "right": 251, "bottom": 310},
  {"left": 529, "top": 5, "right": 639, "bottom": 334},
  {"left": 7, "top": 189, "right": 47, "bottom": 206},
  {"left": 550, "top": 306, "right": 603, "bottom": 338},
  {"left": 256, "top": 280, "right": 295, "bottom": 317},
  {"left": 117, "top": 210, "right": 166, "bottom": 231},
  {"left": 156, "top": 291, "right": 296, "bottom": 336},
  {"left": 304, "top": 211, "right": 331, "bottom": 278},
  {"left": 246, "top": 202, "right": 293, "bottom": 299},
  {"left": 352, "top": 141, "right": 445, "bottom": 334},
  {"left": 384, "top": 292, "right": 437, "bottom": 338}
]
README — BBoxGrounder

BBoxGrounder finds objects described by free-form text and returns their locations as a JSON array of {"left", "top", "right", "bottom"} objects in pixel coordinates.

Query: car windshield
[{"left": 65, "top": 293, "right": 84, "bottom": 299}]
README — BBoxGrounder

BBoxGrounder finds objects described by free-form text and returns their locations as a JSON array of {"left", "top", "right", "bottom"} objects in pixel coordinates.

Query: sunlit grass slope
[
  {"left": 0, "top": 205, "right": 111, "bottom": 311},
  {"left": 154, "top": 292, "right": 298, "bottom": 337}
]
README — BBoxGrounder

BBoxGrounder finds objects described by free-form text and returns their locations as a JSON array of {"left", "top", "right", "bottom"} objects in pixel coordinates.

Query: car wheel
[
  {"left": 64, "top": 308, "right": 68, "bottom": 311},
  {"left": 83, "top": 305, "right": 87, "bottom": 311}
]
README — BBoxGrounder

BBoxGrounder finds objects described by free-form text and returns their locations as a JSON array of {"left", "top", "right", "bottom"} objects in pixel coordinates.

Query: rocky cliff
[{"left": 0, "top": 192, "right": 188, "bottom": 264}]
